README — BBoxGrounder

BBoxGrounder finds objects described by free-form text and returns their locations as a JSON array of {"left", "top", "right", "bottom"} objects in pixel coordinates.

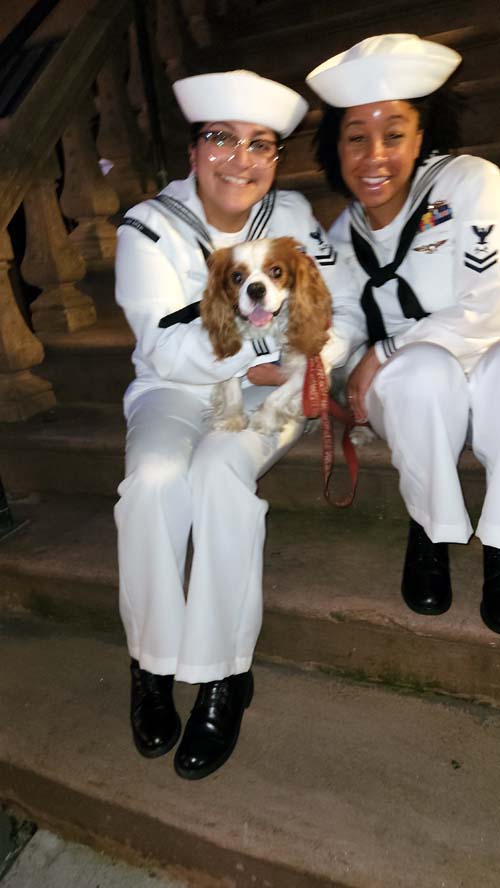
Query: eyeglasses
[{"left": 197, "top": 130, "right": 283, "bottom": 167}]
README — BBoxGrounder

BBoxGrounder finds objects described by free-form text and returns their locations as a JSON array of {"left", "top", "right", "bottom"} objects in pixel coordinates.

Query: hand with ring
[{"left": 346, "top": 346, "right": 382, "bottom": 423}]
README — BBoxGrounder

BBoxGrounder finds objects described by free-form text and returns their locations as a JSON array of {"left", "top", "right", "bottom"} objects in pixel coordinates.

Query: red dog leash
[{"left": 302, "top": 356, "right": 359, "bottom": 507}]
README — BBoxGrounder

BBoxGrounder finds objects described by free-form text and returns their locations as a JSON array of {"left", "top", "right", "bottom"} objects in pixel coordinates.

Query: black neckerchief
[
  {"left": 348, "top": 155, "right": 454, "bottom": 344},
  {"left": 350, "top": 189, "right": 431, "bottom": 344}
]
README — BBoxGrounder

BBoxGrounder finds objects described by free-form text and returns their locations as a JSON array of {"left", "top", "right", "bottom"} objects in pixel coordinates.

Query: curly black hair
[{"left": 315, "top": 83, "right": 464, "bottom": 198}]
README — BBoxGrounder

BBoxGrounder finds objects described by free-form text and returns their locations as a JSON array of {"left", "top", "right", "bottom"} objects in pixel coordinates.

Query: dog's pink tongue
[{"left": 248, "top": 306, "right": 273, "bottom": 327}]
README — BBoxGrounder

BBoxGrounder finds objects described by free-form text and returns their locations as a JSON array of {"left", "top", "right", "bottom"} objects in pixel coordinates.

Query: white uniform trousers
[
  {"left": 366, "top": 341, "right": 500, "bottom": 545},
  {"left": 114, "top": 384, "right": 303, "bottom": 682}
]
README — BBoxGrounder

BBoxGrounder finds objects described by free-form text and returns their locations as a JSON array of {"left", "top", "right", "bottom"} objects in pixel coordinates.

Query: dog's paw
[
  {"left": 212, "top": 412, "right": 248, "bottom": 433},
  {"left": 349, "top": 424, "right": 376, "bottom": 447}
]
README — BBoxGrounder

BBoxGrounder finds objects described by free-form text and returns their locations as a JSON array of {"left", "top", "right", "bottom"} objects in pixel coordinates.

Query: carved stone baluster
[
  {"left": 0, "top": 229, "right": 55, "bottom": 421},
  {"left": 61, "top": 94, "right": 120, "bottom": 272},
  {"left": 180, "top": 0, "right": 211, "bottom": 48},
  {"left": 96, "top": 41, "right": 157, "bottom": 208},
  {"left": 21, "top": 153, "right": 97, "bottom": 338}
]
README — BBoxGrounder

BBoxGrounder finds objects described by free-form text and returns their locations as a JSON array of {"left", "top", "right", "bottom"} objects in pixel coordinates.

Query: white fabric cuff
[{"left": 374, "top": 336, "right": 399, "bottom": 364}]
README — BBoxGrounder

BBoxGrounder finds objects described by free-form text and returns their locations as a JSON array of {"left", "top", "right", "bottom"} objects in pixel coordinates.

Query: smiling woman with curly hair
[{"left": 308, "top": 33, "right": 500, "bottom": 631}]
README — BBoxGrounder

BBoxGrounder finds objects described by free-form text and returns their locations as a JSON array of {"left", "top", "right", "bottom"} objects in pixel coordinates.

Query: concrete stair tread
[
  {"left": 231, "top": 0, "right": 499, "bottom": 35},
  {"left": 207, "top": 11, "right": 500, "bottom": 82},
  {"left": 1, "top": 615, "right": 500, "bottom": 887},
  {"left": 0, "top": 402, "right": 485, "bottom": 512},
  {"left": 0, "top": 402, "right": 480, "bottom": 468},
  {"left": 211, "top": 4, "right": 499, "bottom": 51},
  {"left": 1, "top": 492, "right": 498, "bottom": 704},
  {"left": 42, "top": 317, "right": 134, "bottom": 354},
  {"left": 0, "top": 404, "right": 125, "bottom": 452}
]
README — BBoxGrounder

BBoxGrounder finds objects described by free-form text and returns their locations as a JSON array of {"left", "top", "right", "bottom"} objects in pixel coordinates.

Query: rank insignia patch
[
  {"left": 419, "top": 200, "right": 453, "bottom": 232},
  {"left": 310, "top": 226, "right": 336, "bottom": 266},
  {"left": 464, "top": 224, "right": 498, "bottom": 273}
]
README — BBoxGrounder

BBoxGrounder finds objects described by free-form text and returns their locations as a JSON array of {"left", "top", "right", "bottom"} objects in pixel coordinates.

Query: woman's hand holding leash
[{"left": 347, "top": 346, "right": 381, "bottom": 424}]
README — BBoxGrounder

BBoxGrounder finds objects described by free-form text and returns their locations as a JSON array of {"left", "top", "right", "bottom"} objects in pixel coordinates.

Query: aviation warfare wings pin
[{"left": 413, "top": 239, "right": 448, "bottom": 254}]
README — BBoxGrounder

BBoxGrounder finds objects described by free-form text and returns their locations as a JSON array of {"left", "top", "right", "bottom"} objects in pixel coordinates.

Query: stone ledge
[
  {"left": 0, "top": 494, "right": 497, "bottom": 703},
  {"left": 0, "top": 620, "right": 499, "bottom": 888}
]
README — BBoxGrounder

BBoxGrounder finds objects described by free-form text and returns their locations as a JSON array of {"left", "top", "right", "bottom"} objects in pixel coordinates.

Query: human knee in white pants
[
  {"left": 114, "top": 383, "right": 303, "bottom": 681},
  {"left": 470, "top": 340, "right": 500, "bottom": 547},
  {"left": 365, "top": 342, "right": 473, "bottom": 544},
  {"left": 115, "top": 387, "right": 207, "bottom": 676}
]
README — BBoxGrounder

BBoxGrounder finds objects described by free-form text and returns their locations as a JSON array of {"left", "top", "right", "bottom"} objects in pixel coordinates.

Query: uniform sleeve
[
  {"left": 273, "top": 191, "right": 368, "bottom": 368},
  {"left": 115, "top": 207, "right": 261, "bottom": 385},
  {"left": 323, "top": 215, "right": 370, "bottom": 368},
  {"left": 376, "top": 158, "right": 500, "bottom": 366}
]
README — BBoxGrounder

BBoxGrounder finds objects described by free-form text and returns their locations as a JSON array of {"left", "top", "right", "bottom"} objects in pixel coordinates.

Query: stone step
[
  {"left": 40, "top": 319, "right": 134, "bottom": 405},
  {"left": 220, "top": 0, "right": 498, "bottom": 38},
  {"left": 0, "top": 490, "right": 496, "bottom": 703},
  {"left": 0, "top": 613, "right": 499, "bottom": 887},
  {"left": 204, "top": 14, "right": 500, "bottom": 99},
  {"left": 0, "top": 403, "right": 484, "bottom": 513}
]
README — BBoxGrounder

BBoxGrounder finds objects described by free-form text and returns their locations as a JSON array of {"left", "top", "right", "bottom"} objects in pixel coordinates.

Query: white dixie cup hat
[
  {"left": 172, "top": 70, "right": 309, "bottom": 138},
  {"left": 306, "top": 34, "right": 462, "bottom": 108}
]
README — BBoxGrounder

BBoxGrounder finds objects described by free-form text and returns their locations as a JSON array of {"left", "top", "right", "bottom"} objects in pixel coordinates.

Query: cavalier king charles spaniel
[{"left": 201, "top": 236, "right": 333, "bottom": 434}]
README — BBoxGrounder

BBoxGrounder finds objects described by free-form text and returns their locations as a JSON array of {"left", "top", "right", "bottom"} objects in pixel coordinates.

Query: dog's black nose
[{"left": 247, "top": 281, "right": 267, "bottom": 302}]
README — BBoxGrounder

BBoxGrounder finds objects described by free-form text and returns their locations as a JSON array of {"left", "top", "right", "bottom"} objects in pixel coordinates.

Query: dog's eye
[
  {"left": 231, "top": 270, "right": 243, "bottom": 284},
  {"left": 269, "top": 265, "right": 282, "bottom": 279}
]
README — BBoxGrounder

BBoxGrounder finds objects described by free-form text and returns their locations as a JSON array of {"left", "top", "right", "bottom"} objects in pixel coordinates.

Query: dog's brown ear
[
  {"left": 200, "top": 248, "right": 242, "bottom": 359},
  {"left": 287, "top": 250, "right": 332, "bottom": 357}
]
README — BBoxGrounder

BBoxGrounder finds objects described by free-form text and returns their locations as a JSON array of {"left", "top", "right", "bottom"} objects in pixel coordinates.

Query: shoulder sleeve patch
[
  {"left": 310, "top": 226, "right": 337, "bottom": 266},
  {"left": 464, "top": 223, "right": 498, "bottom": 273},
  {"left": 119, "top": 217, "right": 160, "bottom": 243}
]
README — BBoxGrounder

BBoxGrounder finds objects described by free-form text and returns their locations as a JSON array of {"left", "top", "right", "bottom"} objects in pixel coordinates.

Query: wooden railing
[{"left": 0, "top": 0, "right": 213, "bottom": 421}]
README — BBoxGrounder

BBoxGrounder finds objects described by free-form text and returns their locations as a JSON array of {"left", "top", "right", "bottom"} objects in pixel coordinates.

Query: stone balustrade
[{"left": 0, "top": 0, "right": 201, "bottom": 421}]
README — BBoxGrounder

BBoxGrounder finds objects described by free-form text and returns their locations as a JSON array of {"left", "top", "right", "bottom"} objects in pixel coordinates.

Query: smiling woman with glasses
[{"left": 114, "top": 70, "right": 336, "bottom": 781}]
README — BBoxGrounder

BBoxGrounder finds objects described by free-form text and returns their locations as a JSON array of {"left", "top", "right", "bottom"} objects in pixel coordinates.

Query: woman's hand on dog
[
  {"left": 346, "top": 347, "right": 381, "bottom": 424},
  {"left": 246, "top": 363, "right": 287, "bottom": 386}
]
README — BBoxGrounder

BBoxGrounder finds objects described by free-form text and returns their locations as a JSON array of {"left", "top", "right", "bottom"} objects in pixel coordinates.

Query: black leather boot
[
  {"left": 401, "top": 519, "right": 452, "bottom": 615},
  {"left": 174, "top": 671, "right": 254, "bottom": 780},
  {"left": 480, "top": 546, "right": 500, "bottom": 633},
  {"left": 130, "top": 659, "right": 181, "bottom": 758}
]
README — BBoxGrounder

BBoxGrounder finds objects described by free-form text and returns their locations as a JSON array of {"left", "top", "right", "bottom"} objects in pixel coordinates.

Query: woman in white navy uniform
[
  {"left": 307, "top": 35, "right": 500, "bottom": 630},
  {"left": 114, "top": 70, "right": 335, "bottom": 779}
]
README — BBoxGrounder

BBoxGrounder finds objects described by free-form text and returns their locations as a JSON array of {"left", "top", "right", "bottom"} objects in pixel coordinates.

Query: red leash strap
[{"left": 302, "top": 356, "right": 359, "bottom": 507}]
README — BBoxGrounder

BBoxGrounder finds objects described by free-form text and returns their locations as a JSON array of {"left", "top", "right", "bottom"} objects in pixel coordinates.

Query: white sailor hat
[
  {"left": 306, "top": 34, "right": 461, "bottom": 108},
  {"left": 173, "top": 70, "right": 308, "bottom": 138}
]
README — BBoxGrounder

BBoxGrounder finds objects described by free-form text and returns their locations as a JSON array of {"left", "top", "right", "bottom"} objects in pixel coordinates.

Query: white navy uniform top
[
  {"left": 115, "top": 172, "right": 336, "bottom": 417},
  {"left": 327, "top": 153, "right": 500, "bottom": 373}
]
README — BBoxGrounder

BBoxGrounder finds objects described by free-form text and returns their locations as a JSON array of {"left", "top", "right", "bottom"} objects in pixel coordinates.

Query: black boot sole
[
  {"left": 133, "top": 713, "right": 182, "bottom": 759},
  {"left": 174, "top": 677, "right": 254, "bottom": 780}
]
